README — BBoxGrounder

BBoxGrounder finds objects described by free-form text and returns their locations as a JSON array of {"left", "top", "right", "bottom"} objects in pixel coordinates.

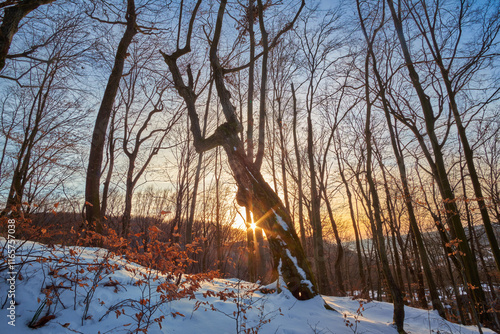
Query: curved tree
[{"left": 162, "top": 0, "right": 320, "bottom": 301}]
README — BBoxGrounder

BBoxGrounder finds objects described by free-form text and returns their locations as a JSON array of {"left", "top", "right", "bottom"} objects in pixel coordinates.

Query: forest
[{"left": 0, "top": 0, "right": 499, "bottom": 333}]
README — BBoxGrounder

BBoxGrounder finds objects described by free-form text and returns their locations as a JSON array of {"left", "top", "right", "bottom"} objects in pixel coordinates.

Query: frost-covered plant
[{"left": 195, "top": 280, "right": 283, "bottom": 334}]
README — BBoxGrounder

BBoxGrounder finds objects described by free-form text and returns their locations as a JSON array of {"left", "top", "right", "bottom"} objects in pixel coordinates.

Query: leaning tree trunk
[
  {"left": 161, "top": 0, "right": 317, "bottom": 301},
  {"left": 84, "top": 0, "right": 137, "bottom": 232}
]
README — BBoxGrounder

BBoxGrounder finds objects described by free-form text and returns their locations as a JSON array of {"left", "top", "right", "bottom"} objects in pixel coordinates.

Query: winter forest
[{"left": 1, "top": 0, "right": 500, "bottom": 333}]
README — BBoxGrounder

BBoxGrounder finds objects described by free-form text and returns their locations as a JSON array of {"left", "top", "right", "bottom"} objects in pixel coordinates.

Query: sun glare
[{"left": 250, "top": 222, "right": 256, "bottom": 231}]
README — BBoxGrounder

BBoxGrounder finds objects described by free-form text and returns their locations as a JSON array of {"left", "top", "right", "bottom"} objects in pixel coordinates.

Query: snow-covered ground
[{"left": 0, "top": 238, "right": 493, "bottom": 334}]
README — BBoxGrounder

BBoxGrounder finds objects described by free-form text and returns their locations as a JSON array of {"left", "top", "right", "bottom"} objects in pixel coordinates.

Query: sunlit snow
[{"left": 0, "top": 238, "right": 493, "bottom": 334}]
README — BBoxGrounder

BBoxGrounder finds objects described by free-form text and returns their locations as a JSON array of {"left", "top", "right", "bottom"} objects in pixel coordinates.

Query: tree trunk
[
  {"left": 306, "top": 89, "right": 330, "bottom": 295},
  {"left": 161, "top": 0, "right": 317, "bottom": 300},
  {"left": 101, "top": 108, "right": 117, "bottom": 218},
  {"left": 122, "top": 169, "right": 134, "bottom": 237},
  {"left": 186, "top": 79, "right": 212, "bottom": 245},
  {"left": 215, "top": 146, "right": 223, "bottom": 272},
  {"left": 337, "top": 154, "right": 367, "bottom": 296},
  {"left": 277, "top": 97, "right": 290, "bottom": 212},
  {"left": 292, "top": 83, "right": 307, "bottom": 253},
  {"left": 254, "top": 0, "right": 269, "bottom": 170},
  {"left": 85, "top": 0, "right": 137, "bottom": 232},
  {"left": 378, "top": 162, "right": 405, "bottom": 294},
  {"left": 321, "top": 185, "right": 346, "bottom": 296},
  {"left": 362, "top": 42, "right": 405, "bottom": 333}
]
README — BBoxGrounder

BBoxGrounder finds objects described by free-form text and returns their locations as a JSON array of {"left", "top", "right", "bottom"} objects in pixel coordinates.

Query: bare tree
[
  {"left": 356, "top": 0, "right": 446, "bottom": 318},
  {"left": 405, "top": 0, "right": 500, "bottom": 274},
  {"left": 118, "top": 52, "right": 181, "bottom": 236},
  {"left": 85, "top": 0, "right": 137, "bottom": 232},
  {"left": 161, "top": 0, "right": 322, "bottom": 301},
  {"left": 361, "top": 29, "right": 406, "bottom": 332},
  {"left": 386, "top": 0, "right": 495, "bottom": 328},
  {"left": 334, "top": 137, "right": 367, "bottom": 296},
  {"left": 294, "top": 8, "right": 345, "bottom": 295},
  {"left": 1, "top": 13, "right": 89, "bottom": 216}
]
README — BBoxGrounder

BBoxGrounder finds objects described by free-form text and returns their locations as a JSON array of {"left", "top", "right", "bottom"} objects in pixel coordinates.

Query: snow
[
  {"left": 272, "top": 209, "right": 289, "bottom": 232},
  {"left": 284, "top": 248, "right": 314, "bottom": 291},
  {"left": 0, "top": 238, "right": 494, "bottom": 334}
]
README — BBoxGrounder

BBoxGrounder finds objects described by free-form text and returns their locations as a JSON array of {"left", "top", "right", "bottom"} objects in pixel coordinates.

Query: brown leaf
[{"left": 148, "top": 226, "right": 161, "bottom": 233}]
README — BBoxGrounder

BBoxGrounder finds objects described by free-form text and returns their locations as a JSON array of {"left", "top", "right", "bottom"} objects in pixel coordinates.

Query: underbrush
[{"left": 0, "top": 217, "right": 219, "bottom": 333}]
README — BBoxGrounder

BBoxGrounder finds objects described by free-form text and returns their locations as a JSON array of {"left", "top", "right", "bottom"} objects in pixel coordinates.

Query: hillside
[{"left": 0, "top": 238, "right": 493, "bottom": 334}]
